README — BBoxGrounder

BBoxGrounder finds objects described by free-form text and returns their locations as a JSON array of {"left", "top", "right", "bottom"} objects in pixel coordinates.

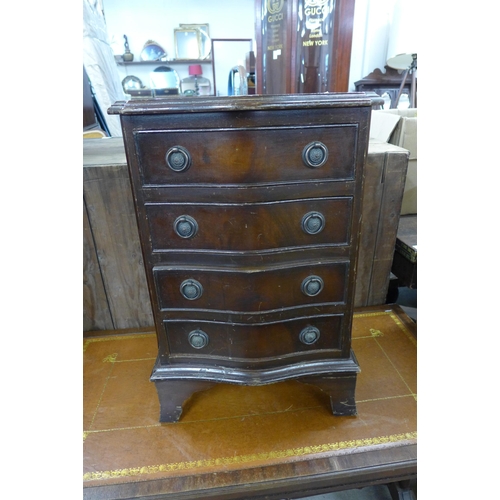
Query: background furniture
[
  {"left": 83, "top": 66, "right": 97, "bottom": 130},
  {"left": 83, "top": 137, "right": 409, "bottom": 332},
  {"left": 83, "top": 138, "right": 154, "bottom": 332},
  {"left": 255, "top": 0, "right": 356, "bottom": 94},
  {"left": 83, "top": 66, "right": 108, "bottom": 135},
  {"left": 83, "top": 304, "right": 417, "bottom": 499},
  {"left": 354, "top": 66, "right": 416, "bottom": 109},
  {"left": 392, "top": 214, "right": 417, "bottom": 290},
  {"left": 369, "top": 109, "right": 417, "bottom": 216},
  {"left": 356, "top": 140, "right": 409, "bottom": 307}
]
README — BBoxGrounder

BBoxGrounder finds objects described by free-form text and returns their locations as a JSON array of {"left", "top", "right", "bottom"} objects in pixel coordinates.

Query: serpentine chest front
[{"left": 109, "top": 93, "right": 372, "bottom": 422}]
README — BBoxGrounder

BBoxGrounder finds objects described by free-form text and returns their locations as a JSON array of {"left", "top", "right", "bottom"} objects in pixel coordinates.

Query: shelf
[{"left": 116, "top": 59, "right": 212, "bottom": 66}]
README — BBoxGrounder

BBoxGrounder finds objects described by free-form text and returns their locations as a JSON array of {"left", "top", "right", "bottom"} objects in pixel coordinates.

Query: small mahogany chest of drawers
[{"left": 109, "top": 93, "right": 374, "bottom": 422}]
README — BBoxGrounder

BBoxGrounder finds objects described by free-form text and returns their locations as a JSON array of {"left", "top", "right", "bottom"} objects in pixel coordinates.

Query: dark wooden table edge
[{"left": 83, "top": 443, "right": 417, "bottom": 500}]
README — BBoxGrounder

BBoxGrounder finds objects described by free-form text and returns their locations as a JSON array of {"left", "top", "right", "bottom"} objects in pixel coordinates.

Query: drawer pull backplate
[
  {"left": 180, "top": 279, "right": 203, "bottom": 300},
  {"left": 166, "top": 146, "right": 192, "bottom": 172},
  {"left": 299, "top": 326, "right": 321, "bottom": 345},
  {"left": 302, "top": 141, "right": 328, "bottom": 168},
  {"left": 188, "top": 329, "right": 209, "bottom": 349},
  {"left": 174, "top": 215, "right": 198, "bottom": 239},
  {"left": 301, "top": 275, "right": 324, "bottom": 297},
  {"left": 301, "top": 211, "right": 326, "bottom": 234}
]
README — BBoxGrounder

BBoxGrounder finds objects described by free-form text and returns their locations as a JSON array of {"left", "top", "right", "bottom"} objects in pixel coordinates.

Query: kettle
[{"left": 227, "top": 65, "right": 248, "bottom": 96}]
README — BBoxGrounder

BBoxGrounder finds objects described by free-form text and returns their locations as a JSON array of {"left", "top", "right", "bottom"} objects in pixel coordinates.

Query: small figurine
[{"left": 122, "top": 35, "right": 134, "bottom": 62}]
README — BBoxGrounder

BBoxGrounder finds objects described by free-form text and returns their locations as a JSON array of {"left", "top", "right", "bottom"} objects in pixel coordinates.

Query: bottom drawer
[{"left": 164, "top": 315, "right": 344, "bottom": 367}]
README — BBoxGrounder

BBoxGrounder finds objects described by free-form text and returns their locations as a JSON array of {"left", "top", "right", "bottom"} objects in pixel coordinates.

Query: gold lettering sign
[
  {"left": 304, "top": 0, "right": 329, "bottom": 6},
  {"left": 267, "top": 0, "right": 284, "bottom": 14},
  {"left": 304, "top": 0, "right": 330, "bottom": 31}
]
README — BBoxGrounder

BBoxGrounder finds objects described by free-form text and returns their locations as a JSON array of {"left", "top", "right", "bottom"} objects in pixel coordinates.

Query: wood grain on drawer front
[
  {"left": 146, "top": 197, "right": 352, "bottom": 252},
  {"left": 163, "top": 315, "right": 343, "bottom": 364},
  {"left": 154, "top": 262, "right": 348, "bottom": 312},
  {"left": 135, "top": 125, "right": 357, "bottom": 185}
]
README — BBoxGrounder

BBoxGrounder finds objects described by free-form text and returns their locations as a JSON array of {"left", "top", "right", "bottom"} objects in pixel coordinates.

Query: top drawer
[{"left": 134, "top": 125, "right": 358, "bottom": 186}]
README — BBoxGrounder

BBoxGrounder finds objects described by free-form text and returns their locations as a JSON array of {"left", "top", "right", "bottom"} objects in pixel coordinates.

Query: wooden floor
[{"left": 83, "top": 305, "right": 416, "bottom": 499}]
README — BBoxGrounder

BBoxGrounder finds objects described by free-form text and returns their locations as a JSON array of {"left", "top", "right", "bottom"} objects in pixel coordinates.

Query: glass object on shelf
[
  {"left": 140, "top": 40, "right": 167, "bottom": 61},
  {"left": 228, "top": 65, "right": 248, "bottom": 96},
  {"left": 174, "top": 29, "right": 200, "bottom": 59},
  {"left": 150, "top": 66, "right": 180, "bottom": 96},
  {"left": 181, "top": 64, "right": 211, "bottom": 96}
]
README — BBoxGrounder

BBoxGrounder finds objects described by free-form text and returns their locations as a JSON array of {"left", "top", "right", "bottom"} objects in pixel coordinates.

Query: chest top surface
[{"left": 108, "top": 92, "right": 376, "bottom": 114}]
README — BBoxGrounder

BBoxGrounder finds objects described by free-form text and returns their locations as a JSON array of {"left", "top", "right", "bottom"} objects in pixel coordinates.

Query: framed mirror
[
  {"left": 174, "top": 29, "right": 200, "bottom": 60},
  {"left": 149, "top": 66, "right": 181, "bottom": 96},
  {"left": 211, "top": 39, "right": 253, "bottom": 96},
  {"left": 122, "top": 75, "right": 143, "bottom": 92},
  {"left": 140, "top": 40, "right": 167, "bottom": 61},
  {"left": 180, "top": 24, "right": 211, "bottom": 60}
]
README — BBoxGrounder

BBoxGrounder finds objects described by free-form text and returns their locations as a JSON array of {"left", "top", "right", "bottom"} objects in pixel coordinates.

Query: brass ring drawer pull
[
  {"left": 166, "top": 146, "right": 192, "bottom": 172},
  {"left": 174, "top": 215, "right": 198, "bottom": 239},
  {"left": 188, "top": 329, "right": 209, "bottom": 349},
  {"left": 301, "top": 211, "right": 325, "bottom": 234},
  {"left": 180, "top": 279, "right": 203, "bottom": 300},
  {"left": 301, "top": 275, "right": 324, "bottom": 297},
  {"left": 302, "top": 141, "right": 328, "bottom": 168},
  {"left": 299, "top": 326, "right": 320, "bottom": 345}
]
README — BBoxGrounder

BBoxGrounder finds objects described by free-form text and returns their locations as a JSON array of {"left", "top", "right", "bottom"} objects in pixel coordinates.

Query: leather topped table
[{"left": 83, "top": 304, "right": 416, "bottom": 499}]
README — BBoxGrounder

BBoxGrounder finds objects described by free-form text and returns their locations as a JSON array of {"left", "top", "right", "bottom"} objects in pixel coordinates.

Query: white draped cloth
[{"left": 83, "top": 0, "right": 126, "bottom": 137}]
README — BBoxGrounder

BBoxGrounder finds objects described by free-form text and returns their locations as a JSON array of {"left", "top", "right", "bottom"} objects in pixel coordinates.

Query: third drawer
[{"left": 154, "top": 261, "right": 349, "bottom": 313}]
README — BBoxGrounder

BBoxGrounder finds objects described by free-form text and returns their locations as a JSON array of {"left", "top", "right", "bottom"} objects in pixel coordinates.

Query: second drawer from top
[{"left": 146, "top": 197, "right": 352, "bottom": 253}]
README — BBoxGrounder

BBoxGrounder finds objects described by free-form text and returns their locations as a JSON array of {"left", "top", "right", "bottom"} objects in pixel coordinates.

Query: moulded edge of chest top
[{"left": 107, "top": 93, "right": 380, "bottom": 116}]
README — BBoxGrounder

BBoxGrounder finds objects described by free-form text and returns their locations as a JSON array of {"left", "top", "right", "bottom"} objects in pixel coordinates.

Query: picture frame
[{"left": 179, "top": 23, "right": 209, "bottom": 36}]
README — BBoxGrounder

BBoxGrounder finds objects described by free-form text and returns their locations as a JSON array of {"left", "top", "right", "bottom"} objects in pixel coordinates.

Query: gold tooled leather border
[{"left": 83, "top": 431, "right": 417, "bottom": 481}]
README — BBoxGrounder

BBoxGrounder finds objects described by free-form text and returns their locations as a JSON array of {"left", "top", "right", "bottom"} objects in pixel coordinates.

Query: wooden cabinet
[{"left": 109, "top": 93, "right": 375, "bottom": 422}]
